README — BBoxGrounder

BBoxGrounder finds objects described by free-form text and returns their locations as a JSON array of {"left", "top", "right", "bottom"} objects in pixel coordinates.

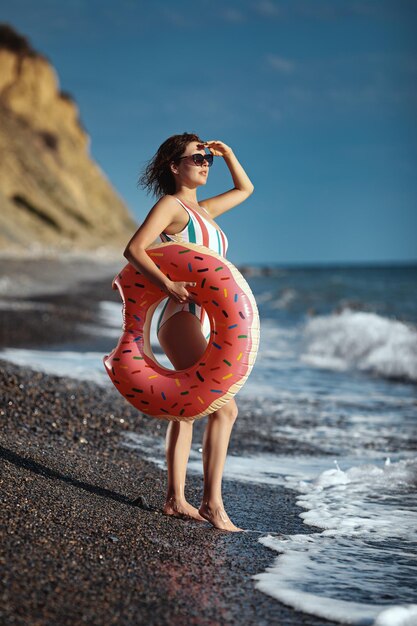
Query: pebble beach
[
  {"left": 0, "top": 256, "right": 335, "bottom": 626},
  {"left": 2, "top": 255, "right": 416, "bottom": 626}
]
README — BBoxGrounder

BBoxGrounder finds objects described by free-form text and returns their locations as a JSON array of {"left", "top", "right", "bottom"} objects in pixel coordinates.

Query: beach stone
[{"left": 132, "top": 495, "right": 151, "bottom": 511}]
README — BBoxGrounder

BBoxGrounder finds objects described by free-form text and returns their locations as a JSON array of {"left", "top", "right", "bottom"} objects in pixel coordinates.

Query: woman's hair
[{"left": 138, "top": 132, "right": 203, "bottom": 198}]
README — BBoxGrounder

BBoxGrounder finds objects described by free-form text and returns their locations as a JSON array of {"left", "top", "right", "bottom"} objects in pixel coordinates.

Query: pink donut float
[{"left": 103, "top": 241, "right": 260, "bottom": 421}]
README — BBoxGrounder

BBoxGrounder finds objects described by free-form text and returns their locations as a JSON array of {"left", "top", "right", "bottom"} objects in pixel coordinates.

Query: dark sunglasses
[{"left": 176, "top": 153, "right": 214, "bottom": 167}]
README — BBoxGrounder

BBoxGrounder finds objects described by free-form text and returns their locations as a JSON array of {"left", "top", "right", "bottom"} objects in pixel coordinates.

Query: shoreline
[
  {"left": 0, "top": 359, "right": 339, "bottom": 625},
  {"left": 0, "top": 255, "right": 122, "bottom": 351},
  {"left": 1, "top": 253, "right": 415, "bottom": 624},
  {"left": 0, "top": 253, "right": 124, "bottom": 300}
]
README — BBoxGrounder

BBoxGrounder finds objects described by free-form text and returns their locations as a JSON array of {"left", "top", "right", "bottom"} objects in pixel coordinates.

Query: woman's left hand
[{"left": 203, "top": 140, "right": 233, "bottom": 158}]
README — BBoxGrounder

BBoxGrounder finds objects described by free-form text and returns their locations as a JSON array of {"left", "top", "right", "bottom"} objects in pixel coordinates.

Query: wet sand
[{"left": 0, "top": 257, "right": 338, "bottom": 625}]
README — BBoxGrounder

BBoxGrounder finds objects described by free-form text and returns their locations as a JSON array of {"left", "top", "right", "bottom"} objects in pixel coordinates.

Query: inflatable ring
[{"left": 103, "top": 241, "right": 259, "bottom": 422}]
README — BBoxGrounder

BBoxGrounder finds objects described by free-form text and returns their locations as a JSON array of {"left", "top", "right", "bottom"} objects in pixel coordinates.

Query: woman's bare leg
[
  {"left": 198, "top": 399, "right": 244, "bottom": 532},
  {"left": 158, "top": 311, "right": 208, "bottom": 521},
  {"left": 158, "top": 311, "right": 243, "bottom": 531}
]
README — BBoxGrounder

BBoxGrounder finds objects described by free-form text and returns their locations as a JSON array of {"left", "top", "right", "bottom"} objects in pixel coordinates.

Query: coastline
[
  {"left": 2, "top": 244, "right": 416, "bottom": 625},
  {"left": 0, "top": 255, "right": 123, "bottom": 351},
  {"left": 0, "top": 255, "right": 338, "bottom": 624},
  {"left": 0, "top": 251, "right": 124, "bottom": 299},
  {"left": 0, "top": 359, "right": 338, "bottom": 625}
]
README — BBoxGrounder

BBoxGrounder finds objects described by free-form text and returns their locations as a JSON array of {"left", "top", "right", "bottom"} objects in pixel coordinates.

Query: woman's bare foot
[
  {"left": 199, "top": 501, "right": 244, "bottom": 532},
  {"left": 163, "top": 496, "right": 206, "bottom": 522}
]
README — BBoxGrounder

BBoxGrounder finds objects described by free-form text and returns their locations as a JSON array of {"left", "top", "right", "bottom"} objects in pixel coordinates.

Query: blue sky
[{"left": 2, "top": 0, "right": 416, "bottom": 265}]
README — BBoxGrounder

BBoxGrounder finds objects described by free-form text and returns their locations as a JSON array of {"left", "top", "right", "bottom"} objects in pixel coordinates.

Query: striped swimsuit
[{"left": 157, "top": 197, "right": 229, "bottom": 340}]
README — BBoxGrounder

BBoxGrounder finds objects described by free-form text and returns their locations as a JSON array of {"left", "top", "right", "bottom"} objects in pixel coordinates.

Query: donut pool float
[{"left": 103, "top": 241, "right": 260, "bottom": 421}]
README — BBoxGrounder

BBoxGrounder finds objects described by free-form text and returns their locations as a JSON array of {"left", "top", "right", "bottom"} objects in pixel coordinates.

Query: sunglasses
[{"left": 176, "top": 153, "right": 214, "bottom": 167}]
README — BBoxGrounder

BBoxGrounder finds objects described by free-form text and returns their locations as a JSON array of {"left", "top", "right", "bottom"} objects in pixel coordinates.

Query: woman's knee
[{"left": 210, "top": 400, "right": 238, "bottom": 424}]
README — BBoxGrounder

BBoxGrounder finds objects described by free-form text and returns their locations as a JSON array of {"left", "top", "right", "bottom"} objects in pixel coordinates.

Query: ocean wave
[
  {"left": 255, "top": 531, "right": 417, "bottom": 625},
  {"left": 301, "top": 309, "right": 417, "bottom": 383},
  {"left": 0, "top": 348, "right": 108, "bottom": 385},
  {"left": 296, "top": 457, "right": 417, "bottom": 540},
  {"left": 269, "top": 288, "right": 297, "bottom": 310},
  {"left": 254, "top": 457, "right": 417, "bottom": 625}
]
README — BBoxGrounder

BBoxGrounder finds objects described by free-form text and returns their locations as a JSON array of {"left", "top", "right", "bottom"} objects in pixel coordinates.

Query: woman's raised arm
[{"left": 200, "top": 140, "right": 254, "bottom": 218}]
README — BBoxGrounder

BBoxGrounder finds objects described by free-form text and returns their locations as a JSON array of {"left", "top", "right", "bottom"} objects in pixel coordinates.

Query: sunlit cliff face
[{"left": 0, "top": 26, "right": 135, "bottom": 253}]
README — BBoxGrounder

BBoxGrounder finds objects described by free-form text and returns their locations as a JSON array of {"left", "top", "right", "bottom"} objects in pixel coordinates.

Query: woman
[{"left": 124, "top": 132, "right": 254, "bottom": 532}]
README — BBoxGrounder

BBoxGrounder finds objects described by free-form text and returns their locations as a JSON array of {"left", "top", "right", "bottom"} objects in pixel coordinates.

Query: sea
[{"left": 2, "top": 261, "right": 417, "bottom": 626}]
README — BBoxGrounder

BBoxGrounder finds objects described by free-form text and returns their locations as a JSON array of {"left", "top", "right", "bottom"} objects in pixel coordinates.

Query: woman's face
[{"left": 171, "top": 141, "right": 210, "bottom": 189}]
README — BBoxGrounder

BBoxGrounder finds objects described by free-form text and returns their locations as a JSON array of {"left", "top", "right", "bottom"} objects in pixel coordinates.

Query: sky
[{"left": 1, "top": 0, "right": 416, "bottom": 265}]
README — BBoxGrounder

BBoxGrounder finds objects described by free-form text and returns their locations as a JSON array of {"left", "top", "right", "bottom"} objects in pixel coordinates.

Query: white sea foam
[
  {"left": 96, "top": 299, "right": 173, "bottom": 368},
  {"left": 374, "top": 606, "right": 417, "bottom": 626},
  {"left": 252, "top": 456, "right": 417, "bottom": 625},
  {"left": 121, "top": 433, "right": 417, "bottom": 517},
  {"left": 0, "top": 334, "right": 172, "bottom": 384},
  {"left": 99, "top": 300, "right": 124, "bottom": 328},
  {"left": 77, "top": 300, "right": 125, "bottom": 338},
  {"left": 255, "top": 533, "right": 417, "bottom": 625},
  {"left": 253, "top": 290, "right": 275, "bottom": 305},
  {"left": 269, "top": 287, "right": 297, "bottom": 309},
  {"left": 0, "top": 298, "right": 174, "bottom": 380},
  {"left": 295, "top": 457, "right": 417, "bottom": 540},
  {"left": 0, "top": 348, "right": 109, "bottom": 385},
  {"left": 301, "top": 309, "right": 417, "bottom": 383}
]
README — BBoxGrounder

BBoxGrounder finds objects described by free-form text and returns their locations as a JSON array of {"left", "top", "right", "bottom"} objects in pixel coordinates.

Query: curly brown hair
[{"left": 138, "top": 132, "right": 204, "bottom": 198}]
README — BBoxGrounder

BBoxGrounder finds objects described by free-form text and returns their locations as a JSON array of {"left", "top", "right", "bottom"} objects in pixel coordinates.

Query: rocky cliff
[{"left": 0, "top": 24, "right": 136, "bottom": 255}]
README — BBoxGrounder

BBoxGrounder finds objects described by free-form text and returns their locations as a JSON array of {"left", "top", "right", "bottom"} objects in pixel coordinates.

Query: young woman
[{"left": 124, "top": 133, "right": 254, "bottom": 532}]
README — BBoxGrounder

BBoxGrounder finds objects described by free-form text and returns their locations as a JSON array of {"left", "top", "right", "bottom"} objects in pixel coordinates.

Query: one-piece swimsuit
[{"left": 156, "top": 197, "right": 229, "bottom": 340}]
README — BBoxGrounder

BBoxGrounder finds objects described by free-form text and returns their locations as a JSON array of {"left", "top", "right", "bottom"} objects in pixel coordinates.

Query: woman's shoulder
[
  {"left": 149, "top": 194, "right": 181, "bottom": 215},
  {"left": 146, "top": 195, "right": 184, "bottom": 232}
]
